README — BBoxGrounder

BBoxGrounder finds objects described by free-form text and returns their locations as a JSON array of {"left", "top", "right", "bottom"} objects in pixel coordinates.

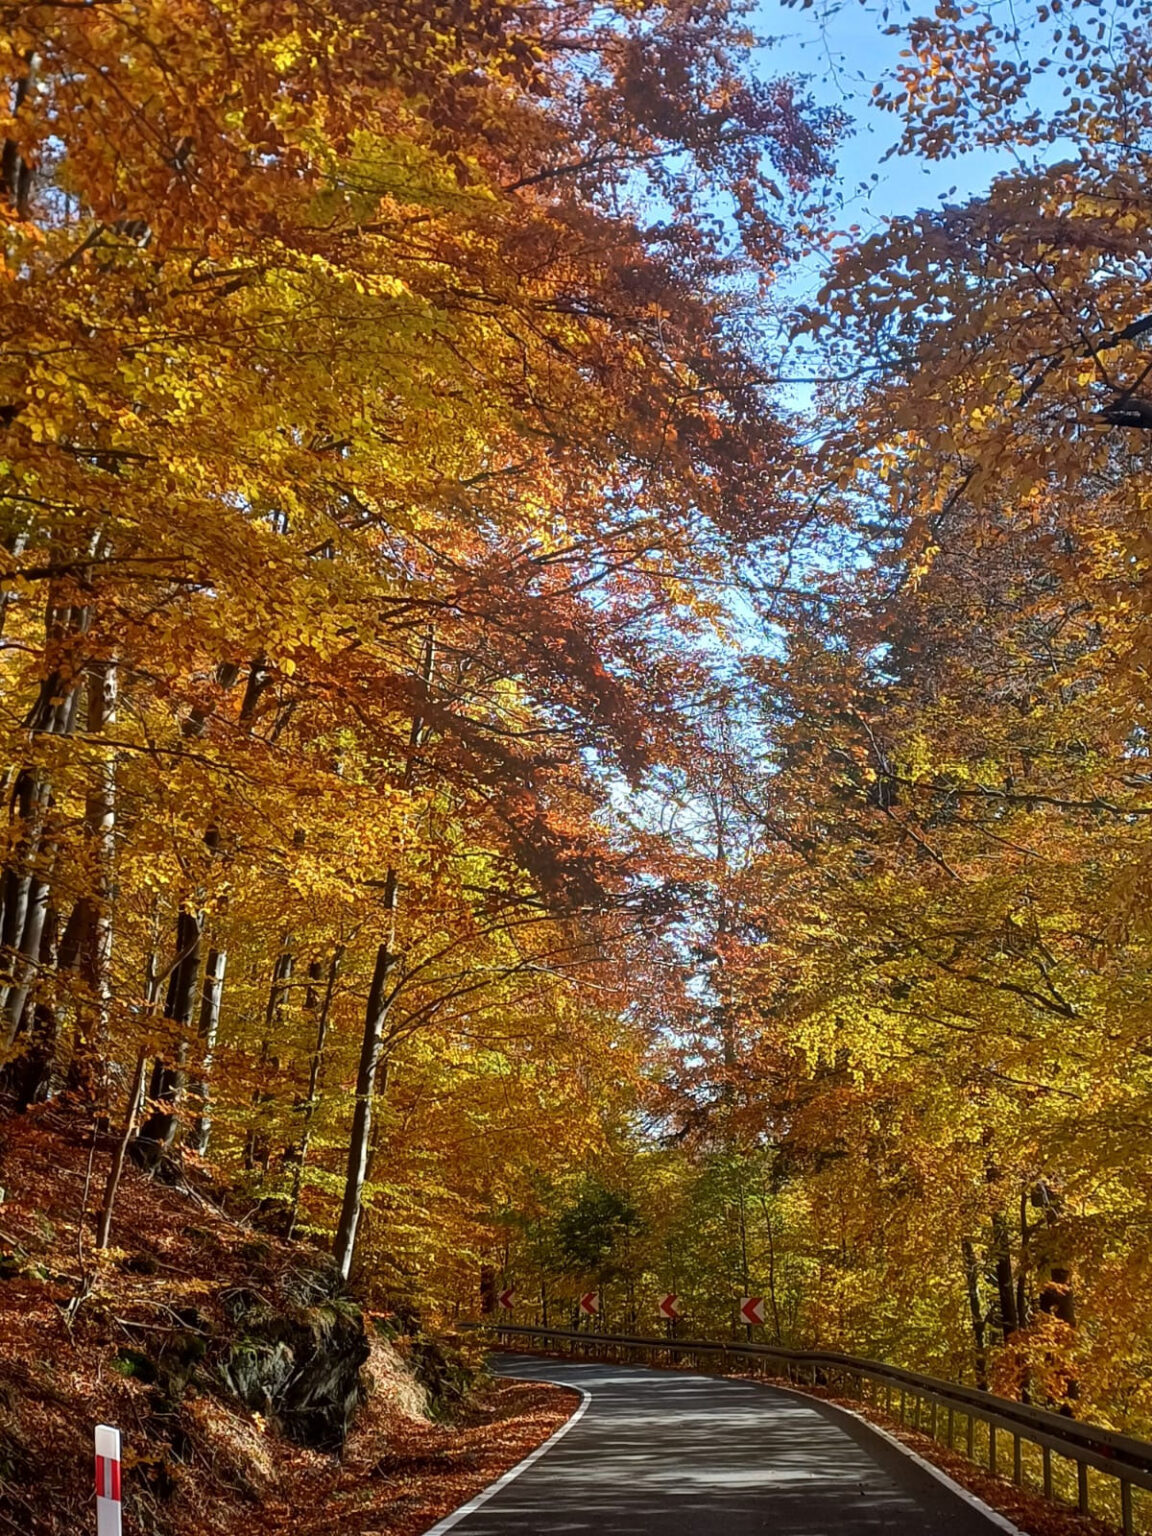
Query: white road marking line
[
  {"left": 425, "top": 1360, "right": 1023, "bottom": 1536},
  {"left": 767, "top": 1383, "right": 1027, "bottom": 1535},
  {"left": 418, "top": 1379, "right": 592, "bottom": 1535}
]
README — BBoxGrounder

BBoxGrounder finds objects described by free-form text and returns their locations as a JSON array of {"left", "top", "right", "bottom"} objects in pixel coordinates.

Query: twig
[
  {"left": 76, "top": 1119, "right": 97, "bottom": 1274},
  {"left": 64, "top": 1121, "right": 100, "bottom": 1327}
]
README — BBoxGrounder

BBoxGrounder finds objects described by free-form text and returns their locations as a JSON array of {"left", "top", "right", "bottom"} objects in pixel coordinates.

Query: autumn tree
[
  {"left": 0, "top": 0, "right": 837, "bottom": 1286},
  {"left": 681, "top": 0, "right": 1152, "bottom": 1420}
]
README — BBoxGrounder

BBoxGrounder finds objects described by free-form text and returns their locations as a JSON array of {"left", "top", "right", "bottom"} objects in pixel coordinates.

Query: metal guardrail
[{"left": 480, "top": 1322, "right": 1152, "bottom": 1534}]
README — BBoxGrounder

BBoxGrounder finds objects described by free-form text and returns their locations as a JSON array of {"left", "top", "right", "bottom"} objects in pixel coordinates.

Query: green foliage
[{"left": 555, "top": 1181, "right": 644, "bottom": 1281}]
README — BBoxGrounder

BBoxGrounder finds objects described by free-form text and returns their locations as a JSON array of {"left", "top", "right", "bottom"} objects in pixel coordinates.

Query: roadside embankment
[{"left": 0, "top": 1106, "right": 575, "bottom": 1536}]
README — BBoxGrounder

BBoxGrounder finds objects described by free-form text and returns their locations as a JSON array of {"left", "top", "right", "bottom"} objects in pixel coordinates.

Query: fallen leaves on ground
[
  {"left": 0, "top": 1108, "right": 576, "bottom": 1536},
  {"left": 282, "top": 1378, "right": 577, "bottom": 1536}
]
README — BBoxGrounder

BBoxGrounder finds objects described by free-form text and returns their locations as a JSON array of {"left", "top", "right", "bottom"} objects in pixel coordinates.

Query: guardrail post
[
  {"left": 1077, "top": 1459, "right": 1090, "bottom": 1515},
  {"left": 947, "top": 1405, "right": 954, "bottom": 1448},
  {"left": 1122, "top": 1478, "right": 1133, "bottom": 1536},
  {"left": 1042, "top": 1444, "right": 1052, "bottom": 1497},
  {"left": 930, "top": 1399, "right": 938, "bottom": 1441},
  {"left": 989, "top": 1422, "right": 997, "bottom": 1474},
  {"left": 1012, "top": 1433, "right": 1022, "bottom": 1486},
  {"left": 966, "top": 1411, "right": 974, "bottom": 1461},
  {"left": 899, "top": 1388, "right": 906, "bottom": 1423}
]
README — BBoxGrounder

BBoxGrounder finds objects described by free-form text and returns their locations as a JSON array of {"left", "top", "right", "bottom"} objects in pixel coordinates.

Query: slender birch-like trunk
[
  {"left": 14, "top": 905, "right": 58, "bottom": 1107},
  {"left": 132, "top": 658, "right": 260, "bottom": 1164},
  {"left": 63, "top": 657, "right": 118, "bottom": 1098},
  {"left": 186, "top": 948, "right": 226, "bottom": 1155},
  {"left": 96, "top": 1046, "right": 148, "bottom": 1249},
  {"left": 1, "top": 585, "right": 93, "bottom": 1049},
  {"left": 333, "top": 910, "right": 396, "bottom": 1280},
  {"left": 287, "top": 944, "right": 343, "bottom": 1237},
  {"left": 332, "top": 630, "right": 433, "bottom": 1281},
  {"left": 244, "top": 938, "right": 294, "bottom": 1177},
  {"left": 97, "top": 946, "right": 163, "bottom": 1248}
]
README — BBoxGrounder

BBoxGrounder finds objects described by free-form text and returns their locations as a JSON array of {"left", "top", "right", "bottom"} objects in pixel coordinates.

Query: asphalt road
[{"left": 430, "top": 1352, "right": 1014, "bottom": 1535}]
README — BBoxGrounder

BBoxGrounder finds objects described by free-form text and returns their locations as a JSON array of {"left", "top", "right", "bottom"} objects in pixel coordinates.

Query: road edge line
[
  {"left": 418, "top": 1379, "right": 592, "bottom": 1535},
  {"left": 766, "top": 1382, "right": 1027, "bottom": 1535}
]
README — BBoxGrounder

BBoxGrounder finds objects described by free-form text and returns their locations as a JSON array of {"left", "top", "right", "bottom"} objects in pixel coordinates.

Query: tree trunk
[
  {"left": 332, "top": 632, "right": 431, "bottom": 1281},
  {"left": 961, "top": 1236, "right": 988, "bottom": 1388},
  {"left": 149, "top": 657, "right": 258, "bottom": 1162},
  {"left": 757, "top": 1193, "right": 784, "bottom": 1344},
  {"left": 97, "top": 948, "right": 162, "bottom": 1248},
  {"left": 133, "top": 906, "right": 204, "bottom": 1167},
  {"left": 1, "top": 767, "right": 54, "bottom": 1041},
  {"left": 3, "top": 841, "right": 57, "bottom": 1045},
  {"left": 1038, "top": 1265, "right": 1075, "bottom": 1319},
  {"left": 991, "top": 1210, "right": 1019, "bottom": 1341},
  {"left": 244, "top": 939, "right": 294, "bottom": 1177},
  {"left": 333, "top": 629, "right": 433, "bottom": 1277},
  {"left": 1016, "top": 1185, "right": 1032, "bottom": 1337},
  {"left": 136, "top": 656, "right": 243, "bottom": 1139},
  {"left": 186, "top": 947, "right": 226, "bottom": 1155},
  {"left": 13, "top": 906, "right": 59, "bottom": 1108},
  {"left": 287, "top": 945, "right": 342, "bottom": 1237},
  {"left": 96, "top": 1046, "right": 148, "bottom": 1249},
  {"left": 333, "top": 930, "right": 396, "bottom": 1281},
  {"left": 1038, "top": 1260, "right": 1078, "bottom": 1405},
  {"left": 1, "top": 584, "right": 94, "bottom": 1046},
  {"left": 735, "top": 1165, "right": 752, "bottom": 1340},
  {"left": 65, "top": 658, "right": 118, "bottom": 1098},
  {"left": 0, "top": 53, "right": 36, "bottom": 218}
]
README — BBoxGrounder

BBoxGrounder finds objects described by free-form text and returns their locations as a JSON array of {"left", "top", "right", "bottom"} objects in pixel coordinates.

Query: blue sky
[{"left": 756, "top": 0, "right": 1049, "bottom": 226}]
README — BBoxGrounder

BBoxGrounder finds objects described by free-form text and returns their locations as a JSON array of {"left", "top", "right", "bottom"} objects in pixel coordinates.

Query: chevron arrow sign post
[{"left": 739, "top": 1296, "right": 765, "bottom": 1327}]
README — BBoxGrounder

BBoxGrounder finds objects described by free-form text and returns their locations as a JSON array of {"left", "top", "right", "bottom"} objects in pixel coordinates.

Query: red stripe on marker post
[
  {"left": 95, "top": 1425, "right": 122, "bottom": 1536},
  {"left": 94, "top": 1455, "right": 120, "bottom": 1499}
]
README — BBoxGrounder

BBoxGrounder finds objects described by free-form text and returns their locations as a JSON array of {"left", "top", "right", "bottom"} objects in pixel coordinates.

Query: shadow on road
[{"left": 446, "top": 1353, "right": 1008, "bottom": 1534}]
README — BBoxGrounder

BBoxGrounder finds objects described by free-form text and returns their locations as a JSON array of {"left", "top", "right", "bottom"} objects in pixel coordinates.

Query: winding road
[{"left": 427, "top": 1352, "right": 1019, "bottom": 1535}]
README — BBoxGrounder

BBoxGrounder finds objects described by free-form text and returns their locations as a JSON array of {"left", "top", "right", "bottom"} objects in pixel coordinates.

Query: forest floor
[{"left": 0, "top": 1104, "right": 576, "bottom": 1536}]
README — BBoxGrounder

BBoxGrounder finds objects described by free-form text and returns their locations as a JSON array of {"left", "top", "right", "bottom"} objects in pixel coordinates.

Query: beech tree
[
  {"left": 0, "top": 0, "right": 836, "bottom": 1282},
  {"left": 658, "top": 0, "right": 1152, "bottom": 1420}
]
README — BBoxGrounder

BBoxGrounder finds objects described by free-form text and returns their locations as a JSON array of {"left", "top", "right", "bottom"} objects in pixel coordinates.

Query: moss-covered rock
[{"left": 217, "top": 1292, "right": 369, "bottom": 1451}]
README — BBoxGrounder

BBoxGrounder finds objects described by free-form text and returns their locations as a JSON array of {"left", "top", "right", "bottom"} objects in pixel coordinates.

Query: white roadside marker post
[{"left": 95, "top": 1424, "right": 122, "bottom": 1536}]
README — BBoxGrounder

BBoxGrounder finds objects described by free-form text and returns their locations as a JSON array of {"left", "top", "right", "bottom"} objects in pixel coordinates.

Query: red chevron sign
[
  {"left": 739, "top": 1296, "right": 765, "bottom": 1327},
  {"left": 578, "top": 1290, "right": 600, "bottom": 1316},
  {"left": 498, "top": 1287, "right": 516, "bottom": 1310},
  {"left": 658, "top": 1293, "right": 681, "bottom": 1320}
]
